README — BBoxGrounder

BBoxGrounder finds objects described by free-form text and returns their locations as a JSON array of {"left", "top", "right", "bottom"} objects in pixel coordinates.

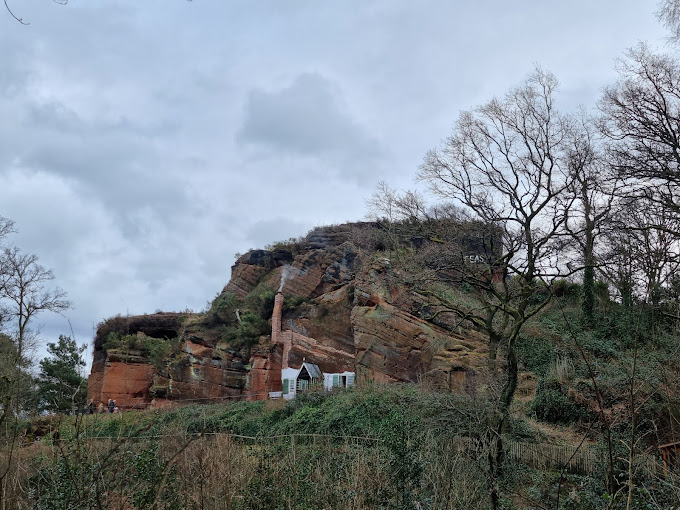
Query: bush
[
  {"left": 103, "top": 332, "right": 181, "bottom": 369},
  {"left": 209, "top": 292, "right": 239, "bottom": 315},
  {"left": 29, "top": 441, "right": 182, "bottom": 510},
  {"left": 283, "top": 294, "right": 307, "bottom": 311},
  {"left": 579, "top": 330, "right": 620, "bottom": 359},
  {"left": 264, "top": 236, "right": 306, "bottom": 255},
  {"left": 551, "top": 279, "right": 581, "bottom": 299},
  {"left": 221, "top": 311, "right": 269, "bottom": 351},
  {"left": 243, "top": 283, "right": 276, "bottom": 319},
  {"left": 531, "top": 378, "right": 586, "bottom": 424},
  {"left": 517, "top": 335, "right": 556, "bottom": 376}
]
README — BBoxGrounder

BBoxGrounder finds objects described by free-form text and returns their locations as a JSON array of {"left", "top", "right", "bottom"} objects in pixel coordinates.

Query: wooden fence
[{"left": 507, "top": 440, "right": 661, "bottom": 477}]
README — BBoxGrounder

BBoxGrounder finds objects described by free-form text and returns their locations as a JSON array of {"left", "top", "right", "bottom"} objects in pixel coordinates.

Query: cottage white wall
[
  {"left": 323, "top": 371, "right": 355, "bottom": 391},
  {"left": 281, "top": 367, "right": 299, "bottom": 400}
]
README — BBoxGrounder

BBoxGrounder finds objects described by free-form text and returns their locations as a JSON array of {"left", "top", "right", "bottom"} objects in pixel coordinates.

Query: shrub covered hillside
[
  {"left": 8, "top": 282, "right": 680, "bottom": 510},
  {"left": 0, "top": 384, "right": 632, "bottom": 509}
]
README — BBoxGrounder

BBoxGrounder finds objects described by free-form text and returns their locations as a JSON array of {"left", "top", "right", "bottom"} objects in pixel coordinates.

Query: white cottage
[
  {"left": 323, "top": 371, "right": 355, "bottom": 392},
  {"left": 279, "top": 363, "right": 355, "bottom": 400},
  {"left": 281, "top": 362, "right": 322, "bottom": 400}
]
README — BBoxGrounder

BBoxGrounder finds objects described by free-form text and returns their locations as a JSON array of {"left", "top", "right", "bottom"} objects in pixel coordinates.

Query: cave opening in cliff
[{"left": 146, "top": 329, "right": 179, "bottom": 340}]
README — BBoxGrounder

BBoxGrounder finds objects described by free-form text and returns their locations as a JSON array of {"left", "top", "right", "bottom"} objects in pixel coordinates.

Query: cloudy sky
[{"left": 0, "top": 0, "right": 669, "bottom": 362}]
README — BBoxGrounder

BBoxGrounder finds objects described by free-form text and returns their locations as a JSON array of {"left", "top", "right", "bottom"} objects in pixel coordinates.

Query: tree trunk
[
  {"left": 488, "top": 336, "right": 500, "bottom": 372},
  {"left": 582, "top": 261, "right": 595, "bottom": 326},
  {"left": 582, "top": 222, "right": 595, "bottom": 327},
  {"left": 487, "top": 335, "right": 519, "bottom": 510},
  {"left": 626, "top": 337, "right": 639, "bottom": 510}
]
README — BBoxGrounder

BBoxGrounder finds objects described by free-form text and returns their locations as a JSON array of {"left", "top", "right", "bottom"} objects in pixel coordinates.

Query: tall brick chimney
[
  {"left": 272, "top": 292, "right": 283, "bottom": 345},
  {"left": 272, "top": 292, "right": 292, "bottom": 369}
]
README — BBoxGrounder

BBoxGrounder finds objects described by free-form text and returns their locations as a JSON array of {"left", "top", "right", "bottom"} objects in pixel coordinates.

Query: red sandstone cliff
[{"left": 87, "top": 223, "right": 489, "bottom": 408}]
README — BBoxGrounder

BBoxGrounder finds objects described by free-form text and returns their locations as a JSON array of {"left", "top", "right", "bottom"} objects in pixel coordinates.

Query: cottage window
[{"left": 283, "top": 379, "right": 289, "bottom": 394}]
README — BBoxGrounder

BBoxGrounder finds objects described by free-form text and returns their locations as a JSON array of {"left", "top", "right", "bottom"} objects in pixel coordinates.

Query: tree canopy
[{"left": 37, "top": 335, "right": 86, "bottom": 413}]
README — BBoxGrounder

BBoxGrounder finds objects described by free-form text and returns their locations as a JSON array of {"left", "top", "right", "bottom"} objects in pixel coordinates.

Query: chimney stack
[
  {"left": 272, "top": 292, "right": 291, "bottom": 369},
  {"left": 272, "top": 292, "right": 284, "bottom": 347}
]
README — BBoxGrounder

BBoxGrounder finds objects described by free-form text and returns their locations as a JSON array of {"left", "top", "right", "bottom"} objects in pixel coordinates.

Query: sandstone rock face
[
  {"left": 247, "top": 346, "right": 282, "bottom": 400},
  {"left": 88, "top": 223, "right": 491, "bottom": 407},
  {"left": 88, "top": 361, "right": 156, "bottom": 409},
  {"left": 352, "top": 302, "right": 440, "bottom": 383},
  {"left": 224, "top": 263, "right": 269, "bottom": 298},
  {"left": 87, "top": 312, "right": 254, "bottom": 408}
]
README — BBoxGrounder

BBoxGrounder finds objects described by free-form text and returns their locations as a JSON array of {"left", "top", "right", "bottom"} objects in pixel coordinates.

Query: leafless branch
[{"left": 4, "top": 0, "right": 28, "bottom": 25}]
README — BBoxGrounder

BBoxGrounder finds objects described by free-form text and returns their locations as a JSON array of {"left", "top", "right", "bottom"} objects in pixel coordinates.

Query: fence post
[{"left": 291, "top": 434, "right": 296, "bottom": 463}]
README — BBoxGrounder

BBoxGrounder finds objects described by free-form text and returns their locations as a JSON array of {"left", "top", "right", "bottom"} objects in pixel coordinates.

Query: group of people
[
  {"left": 107, "top": 398, "right": 119, "bottom": 413},
  {"left": 86, "top": 398, "right": 120, "bottom": 414}
]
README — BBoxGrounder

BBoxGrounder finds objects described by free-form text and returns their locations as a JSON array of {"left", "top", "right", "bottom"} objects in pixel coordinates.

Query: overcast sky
[{"left": 0, "top": 0, "right": 670, "bottom": 362}]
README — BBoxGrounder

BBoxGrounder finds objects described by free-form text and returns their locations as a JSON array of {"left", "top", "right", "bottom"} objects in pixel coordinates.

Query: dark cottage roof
[{"left": 300, "top": 362, "right": 322, "bottom": 380}]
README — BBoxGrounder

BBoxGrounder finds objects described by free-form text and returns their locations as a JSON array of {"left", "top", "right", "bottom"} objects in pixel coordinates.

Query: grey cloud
[
  {"left": 25, "top": 101, "right": 83, "bottom": 132},
  {"left": 12, "top": 148, "right": 187, "bottom": 237},
  {"left": 245, "top": 217, "right": 312, "bottom": 250},
  {"left": 0, "top": 42, "right": 34, "bottom": 97},
  {"left": 0, "top": 97, "right": 188, "bottom": 238},
  {"left": 25, "top": 100, "right": 178, "bottom": 137},
  {"left": 237, "top": 73, "right": 379, "bottom": 160}
]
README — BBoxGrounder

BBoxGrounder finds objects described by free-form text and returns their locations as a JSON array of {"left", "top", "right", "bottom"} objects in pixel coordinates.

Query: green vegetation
[
  {"left": 14, "top": 386, "right": 537, "bottom": 510},
  {"left": 193, "top": 285, "right": 309, "bottom": 354},
  {"left": 208, "top": 291, "right": 239, "bottom": 318},
  {"left": 283, "top": 294, "right": 308, "bottom": 311},
  {"left": 103, "top": 332, "right": 182, "bottom": 369},
  {"left": 85, "top": 384, "right": 482, "bottom": 439},
  {"left": 516, "top": 335, "right": 557, "bottom": 377},
  {"left": 12, "top": 380, "right": 680, "bottom": 509},
  {"left": 264, "top": 235, "right": 306, "bottom": 255},
  {"left": 215, "top": 285, "right": 275, "bottom": 350},
  {"left": 530, "top": 378, "right": 586, "bottom": 425},
  {"left": 220, "top": 310, "right": 269, "bottom": 350},
  {"left": 242, "top": 282, "right": 276, "bottom": 319},
  {"left": 36, "top": 335, "right": 87, "bottom": 413}
]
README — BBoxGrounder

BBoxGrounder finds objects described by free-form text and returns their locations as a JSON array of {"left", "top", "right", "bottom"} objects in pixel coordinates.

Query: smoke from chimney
[{"left": 278, "top": 264, "right": 298, "bottom": 293}]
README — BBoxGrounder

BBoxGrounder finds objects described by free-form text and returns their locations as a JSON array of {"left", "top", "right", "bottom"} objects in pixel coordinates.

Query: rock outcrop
[{"left": 88, "top": 223, "right": 490, "bottom": 408}]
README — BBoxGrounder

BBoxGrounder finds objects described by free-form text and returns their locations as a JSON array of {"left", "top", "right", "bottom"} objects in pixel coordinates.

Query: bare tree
[
  {"left": 0, "top": 217, "right": 15, "bottom": 329},
  {"left": 601, "top": 195, "right": 680, "bottom": 306},
  {"left": 418, "top": 67, "right": 574, "bottom": 509},
  {"left": 365, "top": 181, "right": 470, "bottom": 264},
  {"left": 599, "top": 219, "right": 638, "bottom": 307},
  {"left": 600, "top": 44, "right": 680, "bottom": 220},
  {"left": 0, "top": 220, "right": 72, "bottom": 510},
  {"left": 0, "top": 217, "right": 13, "bottom": 241},
  {"left": 658, "top": 0, "right": 680, "bottom": 43},
  {"left": 0, "top": 246, "right": 71, "bottom": 359},
  {"left": 564, "top": 112, "right": 618, "bottom": 324}
]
